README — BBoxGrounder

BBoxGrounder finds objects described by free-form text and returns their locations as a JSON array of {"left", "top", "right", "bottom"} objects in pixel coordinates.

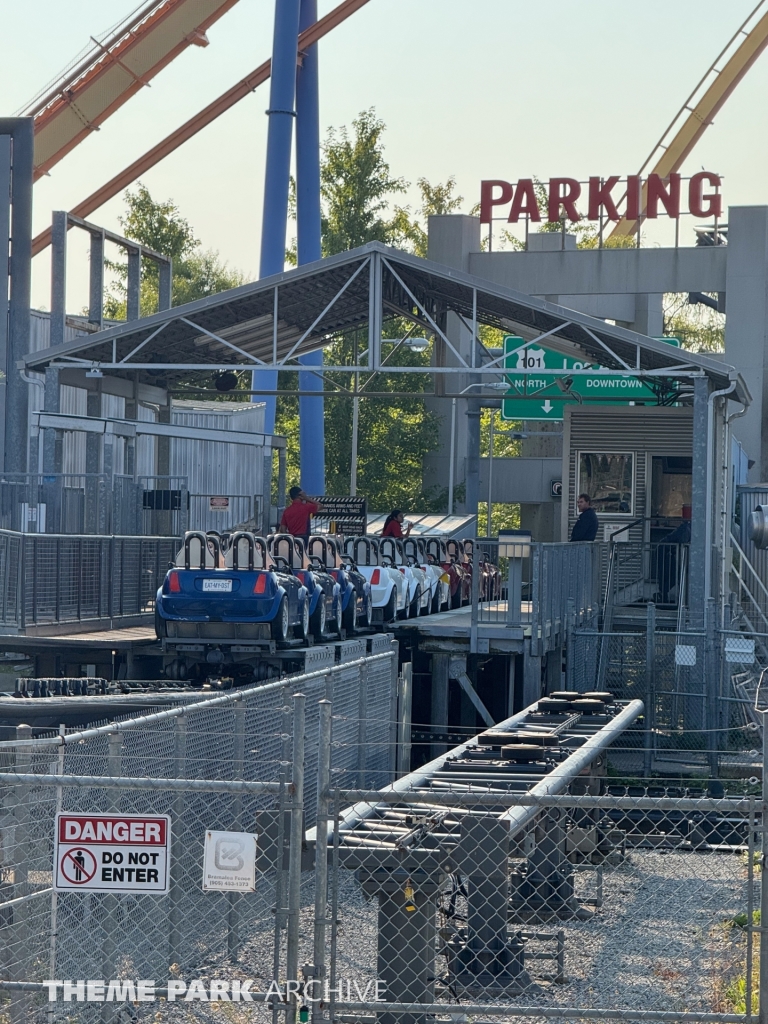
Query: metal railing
[
  {"left": 0, "top": 530, "right": 178, "bottom": 632},
  {"left": 603, "top": 540, "right": 689, "bottom": 630},
  {"left": 470, "top": 539, "right": 601, "bottom": 653}
]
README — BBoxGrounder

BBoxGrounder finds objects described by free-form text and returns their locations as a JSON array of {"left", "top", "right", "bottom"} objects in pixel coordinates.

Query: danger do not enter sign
[{"left": 53, "top": 814, "right": 171, "bottom": 894}]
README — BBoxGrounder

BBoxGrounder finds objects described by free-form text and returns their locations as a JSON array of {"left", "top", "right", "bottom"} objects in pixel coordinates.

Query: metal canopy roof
[{"left": 25, "top": 241, "right": 749, "bottom": 405}]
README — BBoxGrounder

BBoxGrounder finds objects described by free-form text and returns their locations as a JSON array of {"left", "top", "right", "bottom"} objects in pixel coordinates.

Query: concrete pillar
[
  {"left": 430, "top": 652, "right": 450, "bottom": 758},
  {"left": 522, "top": 644, "right": 541, "bottom": 708},
  {"left": 724, "top": 207, "right": 768, "bottom": 481},
  {"left": 544, "top": 648, "right": 563, "bottom": 694},
  {"left": 425, "top": 216, "right": 482, "bottom": 512},
  {"left": 624, "top": 293, "right": 663, "bottom": 337}
]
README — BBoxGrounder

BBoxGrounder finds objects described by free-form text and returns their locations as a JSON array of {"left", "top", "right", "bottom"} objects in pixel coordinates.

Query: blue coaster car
[
  {"left": 155, "top": 531, "right": 310, "bottom": 644},
  {"left": 307, "top": 535, "right": 373, "bottom": 635},
  {"left": 268, "top": 534, "right": 339, "bottom": 641}
]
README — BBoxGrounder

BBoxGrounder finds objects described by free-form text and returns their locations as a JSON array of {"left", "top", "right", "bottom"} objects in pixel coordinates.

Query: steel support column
[
  {"left": 689, "top": 376, "right": 710, "bottom": 628},
  {"left": 296, "top": 0, "right": 325, "bottom": 494},
  {"left": 2, "top": 118, "right": 33, "bottom": 475},
  {"left": 254, "top": 0, "right": 302, "bottom": 433},
  {"left": 0, "top": 136, "right": 11, "bottom": 475}
]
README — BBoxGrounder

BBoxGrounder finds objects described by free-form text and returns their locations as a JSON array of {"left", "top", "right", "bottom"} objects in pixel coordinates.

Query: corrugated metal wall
[
  {"left": 169, "top": 401, "right": 267, "bottom": 532},
  {"left": 26, "top": 312, "right": 270, "bottom": 534},
  {"left": 562, "top": 406, "right": 694, "bottom": 541}
]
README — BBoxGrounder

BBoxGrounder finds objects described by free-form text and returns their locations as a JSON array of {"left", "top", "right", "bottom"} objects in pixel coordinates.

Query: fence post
[
  {"left": 566, "top": 599, "right": 575, "bottom": 689},
  {"left": 100, "top": 733, "right": 123, "bottom": 1021},
  {"left": 759, "top": 715, "right": 768, "bottom": 1024},
  {"left": 47, "top": 724, "right": 65, "bottom": 1024},
  {"left": 357, "top": 661, "right": 368, "bottom": 789},
  {"left": 10, "top": 724, "right": 32, "bottom": 1024},
  {"left": 286, "top": 692, "right": 306, "bottom": 1024},
  {"left": 705, "top": 598, "right": 719, "bottom": 779},
  {"left": 397, "top": 662, "right": 413, "bottom": 777},
  {"left": 470, "top": 538, "right": 479, "bottom": 654},
  {"left": 168, "top": 714, "right": 187, "bottom": 968},
  {"left": 644, "top": 602, "right": 655, "bottom": 777},
  {"left": 228, "top": 699, "right": 246, "bottom": 960},
  {"left": 312, "top": 700, "right": 332, "bottom": 1024}
]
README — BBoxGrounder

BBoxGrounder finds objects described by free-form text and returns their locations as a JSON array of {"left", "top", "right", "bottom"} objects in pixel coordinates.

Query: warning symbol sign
[
  {"left": 53, "top": 813, "right": 171, "bottom": 894},
  {"left": 59, "top": 848, "right": 97, "bottom": 885}
]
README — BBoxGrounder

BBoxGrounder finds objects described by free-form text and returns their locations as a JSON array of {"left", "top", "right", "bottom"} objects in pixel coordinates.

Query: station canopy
[
  {"left": 25, "top": 241, "right": 750, "bottom": 405},
  {"left": 366, "top": 513, "right": 476, "bottom": 538}
]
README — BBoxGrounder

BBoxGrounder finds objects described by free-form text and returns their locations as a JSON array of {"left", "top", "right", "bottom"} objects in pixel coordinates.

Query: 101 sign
[{"left": 501, "top": 335, "right": 679, "bottom": 422}]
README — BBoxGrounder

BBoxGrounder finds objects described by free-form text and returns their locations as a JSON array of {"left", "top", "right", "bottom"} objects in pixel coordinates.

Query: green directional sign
[{"left": 500, "top": 335, "right": 679, "bottom": 422}]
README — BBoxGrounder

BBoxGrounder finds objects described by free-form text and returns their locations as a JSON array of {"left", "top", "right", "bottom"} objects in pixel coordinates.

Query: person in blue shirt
[{"left": 571, "top": 493, "right": 599, "bottom": 542}]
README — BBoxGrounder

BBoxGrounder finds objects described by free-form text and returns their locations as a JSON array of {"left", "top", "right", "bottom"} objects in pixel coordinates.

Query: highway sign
[
  {"left": 501, "top": 335, "right": 678, "bottom": 421},
  {"left": 53, "top": 813, "right": 171, "bottom": 894}
]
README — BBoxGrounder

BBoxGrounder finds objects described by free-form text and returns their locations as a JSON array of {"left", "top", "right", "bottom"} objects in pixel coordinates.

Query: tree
[
  {"left": 277, "top": 110, "right": 450, "bottom": 510},
  {"left": 663, "top": 294, "right": 724, "bottom": 353},
  {"left": 104, "top": 184, "right": 246, "bottom": 318}
]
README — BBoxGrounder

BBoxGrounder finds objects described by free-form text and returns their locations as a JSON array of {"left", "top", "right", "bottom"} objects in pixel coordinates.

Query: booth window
[{"left": 578, "top": 452, "right": 634, "bottom": 515}]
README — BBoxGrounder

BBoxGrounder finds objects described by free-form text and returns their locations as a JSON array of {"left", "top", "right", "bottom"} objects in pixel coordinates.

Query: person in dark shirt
[
  {"left": 570, "top": 493, "right": 599, "bottom": 542},
  {"left": 279, "top": 487, "right": 324, "bottom": 542}
]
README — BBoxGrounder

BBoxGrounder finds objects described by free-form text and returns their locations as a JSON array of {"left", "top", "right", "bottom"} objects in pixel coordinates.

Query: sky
[{"left": 1, "top": 0, "right": 767, "bottom": 310}]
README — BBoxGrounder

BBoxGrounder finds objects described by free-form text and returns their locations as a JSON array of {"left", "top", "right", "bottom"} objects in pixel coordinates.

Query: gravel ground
[{"left": 24, "top": 849, "right": 749, "bottom": 1023}]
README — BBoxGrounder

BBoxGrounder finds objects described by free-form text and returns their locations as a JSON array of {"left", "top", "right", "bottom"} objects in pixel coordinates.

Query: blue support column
[
  {"left": 254, "top": 0, "right": 303, "bottom": 433},
  {"left": 296, "top": 0, "right": 325, "bottom": 494}
]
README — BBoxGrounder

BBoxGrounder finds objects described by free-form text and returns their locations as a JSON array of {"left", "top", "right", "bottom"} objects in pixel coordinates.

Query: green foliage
[
  {"left": 278, "top": 109, "right": 463, "bottom": 511},
  {"left": 320, "top": 109, "right": 409, "bottom": 255},
  {"left": 104, "top": 183, "right": 247, "bottom": 319},
  {"left": 663, "top": 293, "right": 724, "bottom": 353}
]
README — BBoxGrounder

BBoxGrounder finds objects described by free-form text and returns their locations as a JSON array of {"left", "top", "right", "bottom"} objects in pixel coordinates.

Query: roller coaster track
[
  {"left": 22, "top": 0, "right": 240, "bottom": 181},
  {"left": 610, "top": 0, "right": 768, "bottom": 238},
  {"left": 31, "top": 0, "right": 371, "bottom": 258}
]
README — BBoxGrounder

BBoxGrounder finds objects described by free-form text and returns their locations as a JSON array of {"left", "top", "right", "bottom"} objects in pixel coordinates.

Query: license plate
[{"left": 203, "top": 579, "right": 232, "bottom": 593}]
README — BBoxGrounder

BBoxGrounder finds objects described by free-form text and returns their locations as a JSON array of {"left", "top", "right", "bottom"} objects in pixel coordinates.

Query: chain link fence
[
  {"left": 0, "top": 650, "right": 399, "bottom": 1022},
  {"left": 567, "top": 625, "right": 765, "bottom": 775},
  {"left": 323, "top": 785, "right": 760, "bottom": 1024}
]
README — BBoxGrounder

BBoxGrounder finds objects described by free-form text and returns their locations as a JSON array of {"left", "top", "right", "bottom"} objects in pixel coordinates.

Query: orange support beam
[{"left": 29, "top": 0, "right": 241, "bottom": 180}]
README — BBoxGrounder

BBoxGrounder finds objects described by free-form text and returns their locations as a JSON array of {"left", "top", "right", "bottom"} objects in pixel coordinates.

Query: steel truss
[{"left": 24, "top": 243, "right": 749, "bottom": 405}]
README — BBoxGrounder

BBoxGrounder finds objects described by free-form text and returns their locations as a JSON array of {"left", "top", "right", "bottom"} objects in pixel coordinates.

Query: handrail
[
  {"left": 606, "top": 517, "right": 645, "bottom": 542},
  {"left": 676, "top": 544, "right": 689, "bottom": 633},
  {"left": 731, "top": 532, "right": 768, "bottom": 606}
]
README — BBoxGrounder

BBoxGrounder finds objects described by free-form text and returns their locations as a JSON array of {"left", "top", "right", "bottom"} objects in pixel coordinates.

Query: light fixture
[
  {"left": 498, "top": 529, "right": 532, "bottom": 559},
  {"left": 554, "top": 376, "right": 573, "bottom": 394},
  {"left": 402, "top": 336, "right": 430, "bottom": 353},
  {"left": 85, "top": 365, "right": 103, "bottom": 379}
]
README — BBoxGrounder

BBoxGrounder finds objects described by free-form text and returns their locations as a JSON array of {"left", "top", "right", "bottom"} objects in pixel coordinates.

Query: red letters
[
  {"left": 625, "top": 176, "right": 641, "bottom": 221},
  {"left": 548, "top": 178, "right": 582, "bottom": 222},
  {"left": 508, "top": 179, "right": 541, "bottom": 223},
  {"left": 587, "top": 176, "right": 621, "bottom": 221},
  {"left": 480, "top": 180, "right": 513, "bottom": 224},
  {"left": 478, "top": 173, "right": 720, "bottom": 225},
  {"left": 688, "top": 172, "right": 722, "bottom": 219},
  {"left": 646, "top": 173, "right": 681, "bottom": 219}
]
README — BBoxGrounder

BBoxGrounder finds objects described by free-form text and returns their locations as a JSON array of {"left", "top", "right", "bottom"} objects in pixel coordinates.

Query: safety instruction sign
[
  {"left": 53, "top": 813, "right": 171, "bottom": 894},
  {"left": 202, "top": 830, "right": 257, "bottom": 892}
]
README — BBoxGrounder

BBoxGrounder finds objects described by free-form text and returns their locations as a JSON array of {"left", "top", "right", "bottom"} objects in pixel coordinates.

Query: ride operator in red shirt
[{"left": 279, "top": 487, "right": 324, "bottom": 543}]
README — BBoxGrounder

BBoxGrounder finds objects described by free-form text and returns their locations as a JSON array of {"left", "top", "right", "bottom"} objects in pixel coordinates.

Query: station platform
[
  {"left": 392, "top": 602, "right": 531, "bottom": 652},
  {"left": 0, "top": 626, "right": 159, "bottom": 655}
]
